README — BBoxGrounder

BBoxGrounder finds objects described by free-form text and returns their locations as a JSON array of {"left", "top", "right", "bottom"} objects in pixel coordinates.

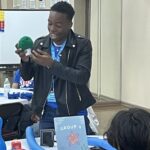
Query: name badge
[{"left": 47, "top": 91, "right": 56, "bottom": 103}]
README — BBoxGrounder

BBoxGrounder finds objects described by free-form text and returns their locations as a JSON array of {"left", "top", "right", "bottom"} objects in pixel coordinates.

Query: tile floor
[{"left": 93, "top": 103, "right": 129, "bottom": 135}]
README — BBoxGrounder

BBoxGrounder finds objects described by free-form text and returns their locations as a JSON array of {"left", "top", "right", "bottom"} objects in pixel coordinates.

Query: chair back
[
  {"left": 0, "top": 117, "right": 6, "bottom": 150},
  {"left": 0, "top": 102, "right": 23, "bottom": 141}
]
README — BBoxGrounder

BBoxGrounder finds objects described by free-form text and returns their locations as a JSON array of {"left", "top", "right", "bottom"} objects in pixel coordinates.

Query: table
[
  {"left": 5, "top": 136, "right": 103, "bottom": 150},
  {"left": 0, "top": 88, "right": 32, "bottom": 105},
  {"left": 6, "top": 137, "right": 56, "bottom": 150}
]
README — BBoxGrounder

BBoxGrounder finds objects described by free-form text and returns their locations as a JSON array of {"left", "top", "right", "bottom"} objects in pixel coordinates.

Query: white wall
[
  {"left": 90, "top": 0, "right": 150, "bottom": 108},
  {"left": 100, "top": 0, "right": 121, "bottom": 99},
  {"left": 73, "top": 0, "right": 85, "bottom": 36},
  {"left": 89, "top": 0, "right": 100, "bottom": 96},
  {"left": 122, "top": 0, "right": 150, "bottom": 108},
  {"left": 90, "top": 0, "right": 121, "bottom": 100}
]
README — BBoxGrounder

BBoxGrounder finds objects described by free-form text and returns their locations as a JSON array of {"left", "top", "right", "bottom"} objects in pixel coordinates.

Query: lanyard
[
  {"left": 47, "top": 40, "right": 66, "bottom": 106},
  {"left": 49, "top": 40, "right": 66, "bottom": 90},
  {"left": 50, "top": 40, "right": 66, "bottom": 61}
]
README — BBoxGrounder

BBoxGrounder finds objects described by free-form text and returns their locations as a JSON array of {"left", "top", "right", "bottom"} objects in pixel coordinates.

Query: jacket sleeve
[
  {"left": 50, "top": 38, "right": 92, "bottom": 85},
  {"left": 20, "top": 59, "right": 34, "bottom": 81}
]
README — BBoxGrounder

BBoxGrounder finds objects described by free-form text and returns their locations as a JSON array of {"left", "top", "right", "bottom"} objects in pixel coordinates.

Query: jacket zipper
[
  {"left": 66, "top": 49, "right": 71, "bottom": 115},
  {"left": 41, "top": 75, "right": 53, "bottom": 117},
  {"left": 76, "top": 85, "right": 81, "bottom": 101}
]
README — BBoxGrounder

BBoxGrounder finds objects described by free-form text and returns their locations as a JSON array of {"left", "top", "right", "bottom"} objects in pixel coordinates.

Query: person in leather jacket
[{"left": 15, "top": 1, "right": 96, "bottom": 135}]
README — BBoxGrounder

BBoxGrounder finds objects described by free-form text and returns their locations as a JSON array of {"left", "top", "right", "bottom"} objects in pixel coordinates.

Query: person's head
[
  {"left": 48, "top": 1, "right": 75, "bottom": 44},
  {"left": 105, "top": 108, "right": 150, "bottom": 150}
]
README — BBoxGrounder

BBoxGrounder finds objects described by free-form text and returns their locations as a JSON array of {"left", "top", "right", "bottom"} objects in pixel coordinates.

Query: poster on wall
[
  {"left": 0, "top": 11, "right": 4, "bottom": 32},
  {"left": 51, "top": 0, "right": 70, "bottom": 5},
  {"left": 29, "top": 0, "right": 36, "bottom": 9},
  {"left": 39, "top": 0, "right": 46, "bottom": 8},
  {"left": 21, "top": 0, "right": 27, "bottom": 9},
  {"left": 13, "top": 0, "right": 21, "bottom": 8}
]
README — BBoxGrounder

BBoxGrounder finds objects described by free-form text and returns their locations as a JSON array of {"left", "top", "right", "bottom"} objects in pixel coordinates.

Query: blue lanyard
[
  {"left": 49, "top": 40, "right": 66, "bottom": 90},
  {"left": 50, "top": 40, "right": 66, "bottom": 62},
  {"left": 47, "top": 41, "right": 66, "bottom": 108}
]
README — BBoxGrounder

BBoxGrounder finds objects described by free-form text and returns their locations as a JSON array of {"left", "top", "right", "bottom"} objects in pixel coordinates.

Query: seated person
[
  {"left": 105, "top": 108, "right": 150, "bottom": 150},
  {"left": 12, "top": 69, "right": 34, "bottom": 91},
  {"left": 12, "top": 69, "right": 39, "bottom": 136}
]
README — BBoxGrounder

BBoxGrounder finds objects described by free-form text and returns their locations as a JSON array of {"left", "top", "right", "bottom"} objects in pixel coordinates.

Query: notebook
[{"left": 54, "top": 115, "right": 89, "bottom": 150}]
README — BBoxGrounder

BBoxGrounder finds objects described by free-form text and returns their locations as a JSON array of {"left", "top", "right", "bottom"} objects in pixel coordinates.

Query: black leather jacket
[{"left": 21, "top": 30, "right": 96, "bottom": 117}]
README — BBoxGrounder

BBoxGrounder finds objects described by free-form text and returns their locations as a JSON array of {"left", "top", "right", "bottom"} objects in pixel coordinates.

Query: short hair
[
  {"left": 50, "top": 1, "right": 75, "bottom": 21},
  {"left": 105, "top": 108, "right": 150, "bottom": 150}
]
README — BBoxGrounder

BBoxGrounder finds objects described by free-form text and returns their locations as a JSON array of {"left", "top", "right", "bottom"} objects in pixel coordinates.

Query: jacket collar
[
  {"left": 65, "top": 29, "right": 77, "bottom": 49},
  {"left": 41, "top": 29, "right": 77, "bottom": 50},
  {"left": 42, "top": 35, "right": 50, "bottom": 49}
]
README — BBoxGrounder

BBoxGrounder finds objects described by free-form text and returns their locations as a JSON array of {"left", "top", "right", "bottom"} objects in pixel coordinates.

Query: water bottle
[{"left": 3, "top": 77, "right": 10, "bottom": 98}]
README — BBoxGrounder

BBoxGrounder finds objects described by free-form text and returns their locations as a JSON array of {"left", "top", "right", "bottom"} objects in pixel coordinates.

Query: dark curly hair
[
  {"left": 50, "top": 1, "right": 75, "bottom": 21},
  {"left": 105, "top": 108, "right": 150, "bottom": 150}
]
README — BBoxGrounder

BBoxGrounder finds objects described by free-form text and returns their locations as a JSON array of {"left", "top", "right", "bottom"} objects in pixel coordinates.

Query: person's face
[{"left": 48, "top": 11, "right": 72, "bottom": 44}]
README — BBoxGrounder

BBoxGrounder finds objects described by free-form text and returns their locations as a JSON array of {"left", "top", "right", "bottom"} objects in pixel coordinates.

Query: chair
[
  {"left": 26, "top": 126, "right": 44, "bottom": 150},
  {"left": 0, "top": 117, "right": 6, "bottom": 150},
  {"left": 88, "top": 137, "right": 116, "bottom": 150},
  {"left": 0, "top": 102, "right": 23, "bottom": 141}
]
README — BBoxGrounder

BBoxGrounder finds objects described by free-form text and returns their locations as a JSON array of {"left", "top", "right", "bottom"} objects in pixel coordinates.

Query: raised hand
[
  {"left": 15, "top": 44, "right": 30, "bottom": 62},
  {"left": 31, "top": 49, "right": 54, "bottom": 68}
]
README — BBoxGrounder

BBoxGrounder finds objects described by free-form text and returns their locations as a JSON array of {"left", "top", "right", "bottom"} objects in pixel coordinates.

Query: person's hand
[
  {"left": 15, "top": 44, "right": 30, "bottom": 62},
  {"left": 31, "top": 49, "right": 54, "bottom": 68},
  {"left": 31, "top": 114, "right": 40, "bottom": 123}
]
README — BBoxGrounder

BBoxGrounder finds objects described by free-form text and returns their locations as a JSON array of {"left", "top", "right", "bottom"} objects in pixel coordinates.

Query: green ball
[{"left": 18, "top": 36, "right": 33, "bottom": 51}]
